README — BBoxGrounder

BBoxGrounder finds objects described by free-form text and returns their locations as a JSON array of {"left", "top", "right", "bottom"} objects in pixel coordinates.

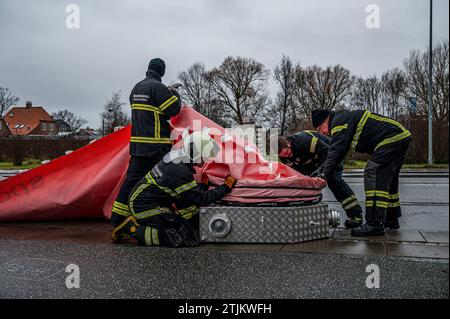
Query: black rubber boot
[
  {"left": 161, "top": 228, "right": 185, "bottom": 248},
  {"left": 344, "top": 215, "right": 363, "bottom": 229},
  {"left": 176, "top": 224, "right": 200, "bottom": 247},
  {"left": 160, "top": 214, "right": 200, "bottom": 248},
  {"left": 111, "top": 216, "right": 140, "bottom": 243},
  {"left": 351, "top": 223, "right": 385, "bottom": 237},
  {"left": 385, "top": 217, "right": 400, "bottom": 230}
]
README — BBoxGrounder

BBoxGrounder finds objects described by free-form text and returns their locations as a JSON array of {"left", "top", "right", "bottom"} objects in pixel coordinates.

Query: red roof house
[{"left": 4, "top": 101, "right": 57, "bottom": 136}]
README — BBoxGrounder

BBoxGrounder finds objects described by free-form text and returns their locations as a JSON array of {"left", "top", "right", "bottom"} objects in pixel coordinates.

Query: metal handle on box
[{"left": 309, "top": 220, "right": 320, "bottom": 226}]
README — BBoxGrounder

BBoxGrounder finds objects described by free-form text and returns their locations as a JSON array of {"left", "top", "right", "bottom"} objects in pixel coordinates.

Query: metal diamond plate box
[{"left": 200, "top": 204, "right": 339, "bottom": 243}]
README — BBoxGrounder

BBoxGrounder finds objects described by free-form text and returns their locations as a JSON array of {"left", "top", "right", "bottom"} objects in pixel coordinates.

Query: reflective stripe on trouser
[
  {"left": 341, "top": 195, "right": 360, "bottom": 211},
  {"left": 127, "top": 179, "right": 199, "bottom": 248},
  {"left": 386, "top": 165, "right": 402, "bottom": 221},
  {"left": 126, "top": 178, "right": 168, "bottom": 246},
  {"left": 112, "top": 201, "right": 131, "bottom": 217},
  {"left": 143, "top": 226, "right": 160, "bottom": 246},
  {"left": 132, "top": 210, "right": 199, "bottom": 247},
  {"left": 365, "top": 190, "right": 401, "bottom": 219},
  {"left": 364, "top": 138, "right": 410, "bottom": 224},
  {"left": 134, "top": 214, "right": 199, "bottom": 247},
  {"left": 388, "top": 193, "right": 400, "bottom": 208},
  {"left": 177, "top": 205, "right": 200, "bottom": 220},
  {"left": 113, "top": 156, "right": 163, "bottom": 220},
  {"left": 326, "top": 168, "right": 362, "bottom": 218},
  {"left": 364, "top": 161, "right": 392, "bottom": 224},
  {"left": 132, "top": 225, "right": 162, "bottom": 246}
]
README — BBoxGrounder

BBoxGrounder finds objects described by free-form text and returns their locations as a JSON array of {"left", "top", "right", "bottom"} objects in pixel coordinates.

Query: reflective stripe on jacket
[
  {"left": 287, "top": 131, "right": 330, "bottom": 167},
  {"left": 322, "top": 110, "right": 412, "bottom": 179},
  {"left": 129, "top": 157, "right": 229, "bottom": 215},
  {"left": 129, "top": 70, "right": 181, "bottom": 157}
]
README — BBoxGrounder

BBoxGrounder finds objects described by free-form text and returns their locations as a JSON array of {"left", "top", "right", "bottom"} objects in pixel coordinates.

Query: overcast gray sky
[{"left": 0, "top": 0, "right": 448, "bottom": 128}]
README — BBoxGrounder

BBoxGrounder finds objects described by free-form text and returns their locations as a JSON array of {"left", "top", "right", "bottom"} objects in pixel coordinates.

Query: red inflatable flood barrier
[
  {"left": 171, "top": 107, "right": 327, "bottom": 206},
  {"left": 0, "top": 106, "right": 326, "bottom": 221},
  {"left": 0, "top": 126, "right": 131, "bottom": 221}
]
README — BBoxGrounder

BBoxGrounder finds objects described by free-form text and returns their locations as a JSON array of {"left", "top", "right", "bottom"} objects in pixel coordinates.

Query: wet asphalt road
[
  {"left": 0, "top": 239, "right": 448, "bottom": 299},
  {"left": 324, "top": 176, "right": 449, "bottom": 232},
  {"left": 0, "top": 175, "right": 448, "bottom": 299}
]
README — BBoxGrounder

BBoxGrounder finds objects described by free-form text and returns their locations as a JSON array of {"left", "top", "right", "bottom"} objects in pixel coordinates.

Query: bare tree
[
  {"left": 177, "top": 62, "right": 225, "bottom": 125},
  {"left": 351, "top": 76, "right": 382, "bottom": 113},
  {"left": 0, "top": 87, "right": 19, "bottom": 117},
  {"left": 264, "top": 55, "right": 298, "bottom": 135},
  {"left": 178, "top": 62, "right": 209, "bottom": 111},
  {"left": 404, "top": 40, "right": 449, "bottom": 120},
  {"left": 293, "top": 64, "right": 354, "bottom": 119},
  {"left": 381, "top": 68, "right": 408, "bottom": 120},
  {"left": 207, "top": 56, "right": 269, "bottom": 125},
  {"left": 52, "top": 109, "right": 88, "bottom": 132},
  {"left": 291, "top": 64, "right": 309, "bottom": 126},
  {"left": 100, "top": 91, "right": 130, "bottom": 134}
]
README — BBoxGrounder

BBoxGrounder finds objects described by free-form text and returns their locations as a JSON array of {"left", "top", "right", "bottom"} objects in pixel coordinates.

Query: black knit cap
[
  {"left": 311, "top": 109, "right": 331, "bottom": 128},
  {"left": 147, "top": 58, "right": 166, "bottom": 77}
]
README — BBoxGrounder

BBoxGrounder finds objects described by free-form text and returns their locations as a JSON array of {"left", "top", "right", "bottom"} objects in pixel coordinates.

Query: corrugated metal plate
[{"left": 200, "top": 204, "right": 331, "bottom": 243}]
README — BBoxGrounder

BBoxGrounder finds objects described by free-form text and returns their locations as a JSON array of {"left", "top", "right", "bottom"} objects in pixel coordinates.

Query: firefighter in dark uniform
[
  {"left": 311, "top": 109, "right": 412, "bottom": 236},
  {"left": 277, "top": 131, "right": 363, "bottom": 229},
  {"left": 111, "top": 58, "right": 182, "bottom": 230},
  {"left": 112, "top": 132, "right": 238, "bottom": 247}
]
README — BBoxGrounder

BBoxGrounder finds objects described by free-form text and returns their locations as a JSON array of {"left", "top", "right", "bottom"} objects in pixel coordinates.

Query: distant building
[
  {"left": 0, "top": 117, "right": 12, "bottom": 137},
  {"left": 74, "top": 127, "right": 99, "bottom": 140},
  {"left": 4, "top": 101, "right": 57, "bottom": 136},
  {"left": 54, "top": 119, "right": 71, "bottom": 133}
]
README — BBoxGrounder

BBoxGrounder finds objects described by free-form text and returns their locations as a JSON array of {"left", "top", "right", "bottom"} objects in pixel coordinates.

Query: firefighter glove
[{"left": 224, "top": 175, "right": 238, "bottom": 192}]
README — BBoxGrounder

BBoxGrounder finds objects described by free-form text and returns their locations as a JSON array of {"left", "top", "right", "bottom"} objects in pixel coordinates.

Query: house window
[
  {"left": 42, "top": 123, "right": 47, "bottom": 131},
  {"left": 48, "top": 123, "right": 54, "bottom": 131},
  {"left": 0, "top": 121, "right": 2, "bottom": 130}
]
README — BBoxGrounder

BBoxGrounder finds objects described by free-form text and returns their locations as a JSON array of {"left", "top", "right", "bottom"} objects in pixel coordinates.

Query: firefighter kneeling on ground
[
  {"left": 311, "top": 109, "right": 412, "bottom": 236},
  {"left": 112, "top": 131, "right": 238, "bottom": 248},
  {"left": 277, "top": 131, "right": 363, "bottom": 229}
]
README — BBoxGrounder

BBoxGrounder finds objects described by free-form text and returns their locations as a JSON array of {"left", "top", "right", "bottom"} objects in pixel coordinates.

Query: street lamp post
[
  {"left": 108, "top": 108, "right": 113, "bottom": 134},
  {"left": 428, "top": 0, "right": 433, "bottom": 165}
]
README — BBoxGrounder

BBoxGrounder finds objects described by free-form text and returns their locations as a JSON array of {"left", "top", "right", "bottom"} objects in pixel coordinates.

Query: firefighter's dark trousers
[
  {"left": 364, "top": 137, "right": 411, "bottom": 225},
  {"left": 328, "top": 169, "right": 363, "bottom": 218},
  {"left": 127, "top": 180, "right": 200, "bottom": 248},
  {"left": 111, "top": 155, "right": 164, "bottom": 226},
  {"left": 297, "top": 163, "right": 362, "bottom": 218}
]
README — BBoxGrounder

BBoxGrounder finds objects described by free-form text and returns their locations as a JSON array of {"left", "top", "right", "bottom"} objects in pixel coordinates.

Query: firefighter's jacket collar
[{"left": 145, "top": 69, "right": 162, "bottom": 82}]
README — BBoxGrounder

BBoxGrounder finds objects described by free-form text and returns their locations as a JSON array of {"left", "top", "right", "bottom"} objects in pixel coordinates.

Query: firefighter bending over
[
  {"left": 277, "top": 131, "right": 363, "bottom": 229},
  {"left": 112, "top": 132, "right": 238, "bottom": 247},
  {"left": 311, "top": 109, "right": 412, "bottom": 236}
]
